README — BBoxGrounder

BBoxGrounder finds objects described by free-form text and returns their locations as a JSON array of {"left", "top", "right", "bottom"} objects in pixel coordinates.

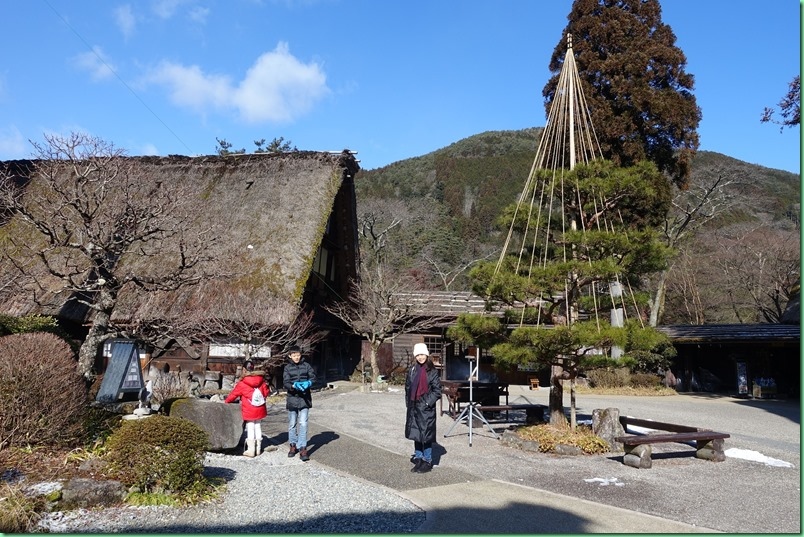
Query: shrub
[
  {"left": 150, "top": 371, "right": 190, "bottom": 406},
  {"left": 0, "top": 482, "right": 42, "bottom": 533},
  {"left": 0, "top": 332, "right": 88, "bottom": 449},
  {"left": 103, "top": 415, "right": 209, "bottom": 494},
  {"left": 585, "top": 367, "right": 631, "bottom": 389},
  {"left": 630, "top": 372, "right": 662, "bottom": 389}
]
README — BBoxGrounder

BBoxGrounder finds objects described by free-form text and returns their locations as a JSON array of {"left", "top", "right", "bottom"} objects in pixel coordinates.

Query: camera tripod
[{"left": 443, "top": 354, "right": 499, "bottom": 446}]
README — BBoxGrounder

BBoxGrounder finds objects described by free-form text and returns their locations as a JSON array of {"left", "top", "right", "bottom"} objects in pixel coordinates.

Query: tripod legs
[{"left": 444, "top": 402, "right": 499, "bottom": 446}]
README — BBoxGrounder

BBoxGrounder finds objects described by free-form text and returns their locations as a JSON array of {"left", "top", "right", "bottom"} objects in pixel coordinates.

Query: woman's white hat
[{"left": 413, "top": 343, "right": 429, "bottom": 356}]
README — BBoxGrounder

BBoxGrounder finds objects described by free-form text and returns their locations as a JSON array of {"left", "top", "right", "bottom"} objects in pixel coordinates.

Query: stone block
[
  {"left": 696, "top": 447, "right": 726, "bottom": 462},
  {"left": 60, "top": 478, "right": 126, "bottom": 509},
  {"left": 554, "top": 443, "right": 583, "bottom": 456},
  {"left": 623, "top": 444, "right": 652, "bottom": 468},
  {"left": 592, "top": 407, "right": 626, "bottom": 452},
  {"left": 221, "top": 375, "right": 236, "bottom": 391},
  {"left": 167, "top": 398, "right": 244, "bottom": 451}
]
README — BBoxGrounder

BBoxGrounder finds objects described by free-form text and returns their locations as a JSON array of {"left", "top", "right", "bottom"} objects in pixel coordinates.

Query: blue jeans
[
  {"left": 288, "top": 407, "right": 309, "bottom": 448},
  {"left": 414, "top": 441, "right": 432, "bottom": 463}
]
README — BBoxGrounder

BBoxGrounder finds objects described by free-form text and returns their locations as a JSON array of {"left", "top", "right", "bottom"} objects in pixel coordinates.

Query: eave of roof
[{"left": 657, "top": 324, "right": 801, "bottom": 343}]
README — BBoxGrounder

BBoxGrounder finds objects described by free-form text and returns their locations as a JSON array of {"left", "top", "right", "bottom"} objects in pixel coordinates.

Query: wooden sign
[{"left": 96, "top": 340, "right": 144, "bottom": 403}]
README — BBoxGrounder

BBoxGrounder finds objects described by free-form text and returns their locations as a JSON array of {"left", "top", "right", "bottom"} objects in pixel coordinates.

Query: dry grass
[
  {"left": 516, "top": 422, "right": 611, "bottom": 454},
  {"left": 573, "top": 385, "right": 678, "bottom": 396}
]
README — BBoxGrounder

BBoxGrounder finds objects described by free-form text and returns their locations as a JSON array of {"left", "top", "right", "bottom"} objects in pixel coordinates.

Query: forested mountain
[{"left": 354, "top": 128, "right": 800, "bottom": 325}]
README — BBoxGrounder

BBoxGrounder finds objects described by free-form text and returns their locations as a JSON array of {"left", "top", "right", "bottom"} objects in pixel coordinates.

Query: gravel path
[{"left": 38, "top": 448, "right": 425, "bottom": 533}]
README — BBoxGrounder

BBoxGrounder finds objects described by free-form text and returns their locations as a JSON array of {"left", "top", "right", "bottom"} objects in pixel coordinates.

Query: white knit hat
[{"left": 413, "top": 343, "right": 429, "bottom": 357}]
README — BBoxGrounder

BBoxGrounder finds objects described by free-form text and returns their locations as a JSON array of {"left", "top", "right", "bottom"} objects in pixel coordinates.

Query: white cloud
[
  {"left": 151, "top": 0, "right": 191, "bottom": 20},
  {"left": 235, "top": 43, "right": 329, "bottom": 123},
  {"left": 188, "top": 6, "right": 210, "bottom": 24},
  {"left": 73, "top": 46, "right": 116, "bottom": 82},
  {"left": 140, "top": 143, "right": 160, "bottom": 156},
  {"left": 114, "top": 4, "right": 137, "bottom": 39},
  {"left": 0, "top": 126, "right": 28, "bottom": 158},
  {"left": 144, "top": 42, "right": 329, "bottom": 124},
  {"left": 147, "top": 62, "right": 232, "bottom": 110}
]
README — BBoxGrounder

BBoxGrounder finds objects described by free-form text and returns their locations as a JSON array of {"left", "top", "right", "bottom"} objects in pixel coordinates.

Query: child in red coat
[{"left": 225, "top": 365, "right": 270, "bottom": 457}]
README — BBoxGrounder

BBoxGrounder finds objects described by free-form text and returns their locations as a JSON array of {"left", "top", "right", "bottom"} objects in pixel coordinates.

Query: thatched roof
[{"left": 0, "top": 150, "right": 359, "bottom": 327}]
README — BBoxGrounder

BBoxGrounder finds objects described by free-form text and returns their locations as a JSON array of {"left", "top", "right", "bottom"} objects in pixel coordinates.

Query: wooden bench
[
  {"left": 440, "top": 381, "right": 509, "bottom": 418},
  {"left": 478, "top": 404, "right": 545, "bottom": 424},
  {"left": 614, "top": 416, "right": 730, "bottom": 468}
]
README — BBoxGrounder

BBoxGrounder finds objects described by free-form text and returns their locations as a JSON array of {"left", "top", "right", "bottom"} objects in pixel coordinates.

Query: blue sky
[{"left": 2, "top": 0, "right": 800, "bottom": 174}]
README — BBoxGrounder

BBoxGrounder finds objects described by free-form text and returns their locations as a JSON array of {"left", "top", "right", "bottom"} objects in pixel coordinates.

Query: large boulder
[{"left": 166, "top": 398, "right": 243, "bottom": 451}]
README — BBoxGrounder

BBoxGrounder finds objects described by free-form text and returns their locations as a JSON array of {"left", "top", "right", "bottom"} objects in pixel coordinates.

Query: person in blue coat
[
  {"left": 283, "top": 345, "right": 316, "bottom": 461},
  {"left": 405, "top": 343, "right": 442, "bottom": 473}
]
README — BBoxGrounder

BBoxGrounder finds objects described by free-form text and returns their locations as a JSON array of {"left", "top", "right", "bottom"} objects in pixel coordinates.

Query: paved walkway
[{"left": 258, "top": 382, "right": 802, "bottom": 533}]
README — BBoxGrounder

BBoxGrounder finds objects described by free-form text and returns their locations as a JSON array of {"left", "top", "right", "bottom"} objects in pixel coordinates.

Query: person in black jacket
[
  {"left": 283, "top": 346, "right": 316, "bottom": 461},
  {"left": 404, "top": 342, "right": 442, "bottom": 473}
]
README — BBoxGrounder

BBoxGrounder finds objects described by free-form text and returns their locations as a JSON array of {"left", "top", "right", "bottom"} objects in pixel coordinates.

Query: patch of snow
[
  {"left": 25, "top": 481, "right": 62, "bottom": 496},
  {"left": 725, "top": 448, "right": 795, "bottom": 468},
  {"left": 584, "top": 477, "right": 625, "bottom": 486},
  {"left": 625, "top": 424, "right": 656, "bottom": 434}
]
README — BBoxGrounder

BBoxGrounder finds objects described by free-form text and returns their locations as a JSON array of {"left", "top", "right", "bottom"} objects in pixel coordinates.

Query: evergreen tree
[
  {"left": 544, "top": 0, "right": 701, "bottom": 189},
  {"left": 448, "top": 160, "right": 674, "bottom": 426}
]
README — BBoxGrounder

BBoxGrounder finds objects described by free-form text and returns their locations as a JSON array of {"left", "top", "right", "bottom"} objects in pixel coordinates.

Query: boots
[
  {"left": 244, "top": 438, "right": 256, "bottom": 458},
  {"left": 299, "top": 447, "right": 309, "bottom": 462},
  {"left": 414, "top": 460, "right": 433, "bottom": 473},
  {"left": 288, "top": 443, "right": 298, "bottom": 458},
  {"left": 255, "top": 437, "right": 263, "bottom": 456}
]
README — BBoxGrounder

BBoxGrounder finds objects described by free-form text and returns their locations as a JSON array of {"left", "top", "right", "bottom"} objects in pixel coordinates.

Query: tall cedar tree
[{"left": 544, "top": 0, "right": 701, "bottom": 189}]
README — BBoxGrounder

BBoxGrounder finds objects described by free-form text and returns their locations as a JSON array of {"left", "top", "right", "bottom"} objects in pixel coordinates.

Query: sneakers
[
  {"left": 288, "top": 444, "right": 298, "bottom": 458},
  {"left": 414, "top": 460, "right": 433, "bottom": 473},
  {"left": 299, "top": 447, "right": 309, "bottom": 462}
]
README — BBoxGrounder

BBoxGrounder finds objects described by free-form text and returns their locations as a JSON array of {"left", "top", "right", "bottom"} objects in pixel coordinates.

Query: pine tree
[
  {"left": 544, "top": 0, "right": 701, "bottom": 189},
  {"left": 448, "top": 160, "right": 675, "bottom": 427}
]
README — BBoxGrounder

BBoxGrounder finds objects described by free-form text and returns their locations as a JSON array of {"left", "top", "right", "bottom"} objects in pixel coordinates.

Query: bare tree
[
  {"left": 0, "top": 133, "right": 224, "bottom": 380},
  {"left": 422, "top": 251, "right": 496, "bottom": 291},
  {"left": 648, "top": 171, "right": 735, "bottom": 325},
  {"left": 715, "top": 226, "right": 800, "bottom": 323},
  {"left": 663, "top": 250, "right": 707, "bottom": 324},
  {"left": 359, "top": 211, "right": 402, "bottom": 261},
  {"left": 325, "top": 264, "right": 448, "bottom": 387}
]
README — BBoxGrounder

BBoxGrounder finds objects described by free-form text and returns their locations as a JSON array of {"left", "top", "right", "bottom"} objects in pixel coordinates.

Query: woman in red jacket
[{"left": 225, "top": 363, "right": 270, "bottom": 457}]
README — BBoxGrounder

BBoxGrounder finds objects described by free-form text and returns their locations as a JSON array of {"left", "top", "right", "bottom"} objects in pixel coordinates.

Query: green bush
[
  {"left": 103, "top": 415, "right": 209, "bottom": 494},
  {"left": 0, "top": 332, "right": 88, "bottom": 449},
  {"left": 585, "top": 367, "right": 631, "bottom": 389}
]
